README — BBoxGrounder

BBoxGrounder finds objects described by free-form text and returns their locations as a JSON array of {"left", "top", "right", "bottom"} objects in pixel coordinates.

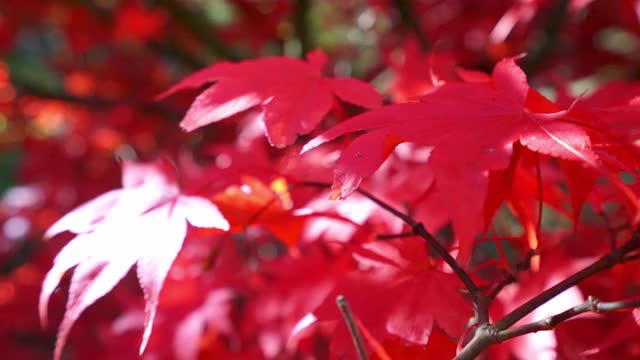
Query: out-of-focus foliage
[{"left": 2, "top": 1, "right": 640, "bottom": 359}]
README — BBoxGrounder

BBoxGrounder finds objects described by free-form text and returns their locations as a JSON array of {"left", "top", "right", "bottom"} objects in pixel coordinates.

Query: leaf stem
[
  {"left": 301, "top": 181, "right": 486, "bottom": 321},
  {"left": 376, "top": 231, "right": 415, "bottom": 240},
  {"left": 455, "top": 231, "right": 640, "bottom": 360},
  {"left": 337, "top": 295, "right": 367, "bottom": 360}
]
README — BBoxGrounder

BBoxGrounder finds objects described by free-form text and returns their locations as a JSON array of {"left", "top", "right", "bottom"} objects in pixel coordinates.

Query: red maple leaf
[
  {"left": 156, "top": 50, "right": 382, "bottom": 147},
  {"left": 315, "top": 237, "right": 472, "bottom": 357},
  {"left": 39, "top": 160, "right": 229, "bottom": 360},
  {"left": 303, "top": 57, "right": 599, "bottom": 261},
  {"left": 211, "top": 176, "right": 305, "bottom": 247}
]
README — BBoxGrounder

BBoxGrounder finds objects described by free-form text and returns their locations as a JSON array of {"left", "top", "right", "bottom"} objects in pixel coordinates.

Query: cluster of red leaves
[{"left": 3, "top": 1, "right": 640, "bottom": 359}]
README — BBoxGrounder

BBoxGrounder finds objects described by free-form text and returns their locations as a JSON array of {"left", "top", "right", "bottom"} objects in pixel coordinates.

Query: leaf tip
[
  {"left": 218, "top": 218, "right": 231, "bottom": 232},
  {"left": 139, "top": 320, "right": 153, "bottom": 356},
  {"left": 301, "top": 135, "right": 327, "bottom": 154},
  {"left": 38, "top": 298, "right": 49, "bottom": 329},
  {"left": 179, "top": 121, "right": 195, "bottom": 132}
]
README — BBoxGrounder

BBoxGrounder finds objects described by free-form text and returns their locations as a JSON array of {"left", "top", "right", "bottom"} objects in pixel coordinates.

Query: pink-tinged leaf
[
  {"left": 44, "top": 190, "right": 122, "bottom": 238},
  {"left": 55, "top": 256, "right": 137, "bottom": 360},
  {"left": 489, "top": 7, "right": 520, "bottom": 44},
  {"left": 39, "top": 160, "right": 229, "bottom": 360},
  {"left": 177, "top": 195, "right": 230, "bottom": 230},
  {"left": 327, "top": 78, "right": 383, "bottom": 109},
  {"left": 158, "top": 50, "right": 381, "bottom": 147},
  {"left": 135, "top": 205, "right": 187, "bottom": 354},
  {"left": 174, "top": 289, "right": 236, "bottom": 360},
  {"left": 39, "top": 234, "right": 95, "bottom": 326},
  {"left": 121, "top": 158, "right": 176, "bottom": 188}
]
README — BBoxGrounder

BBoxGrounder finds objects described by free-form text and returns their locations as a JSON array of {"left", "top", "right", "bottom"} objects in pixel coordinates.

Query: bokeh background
[{"left": 1, "top": 0, "right": 640, "bottom": 358}]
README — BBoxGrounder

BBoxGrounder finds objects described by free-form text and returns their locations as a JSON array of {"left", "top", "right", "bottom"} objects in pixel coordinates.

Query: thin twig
[
  {"left": 488, "top": 273, "right": 517, "bottom": 301},
  {"left": 495, "top": 296, "right": 640, "bottom": 342},
  {"left": 534, "top": 153, "right": 543, "bottom": 239},
  {"left": 488, "top": 249, "right": 535, "bottom": 301},
  {"left": 455, "top": 231, "right": 640, "bottom": 360},
  {"left": 494, "top": 234, "right": 640, "bottom": 331},
  {"left": 337, "top": 295, "right": 367, "bottom": 360},
  {"left": 301, "top": 181, "right": 415, "bottom": 225},
  {"left": 293, "top": 0, "right": 313, "bottom": 56},
  {"left": 413, "top": 223, "right": 487, "bottom": 315},
  {"left": 376, "top": 232, "right": 415, "bottom": 240},
  {"left": 301, "top": 181, "right": 487, "bottom": 322}
]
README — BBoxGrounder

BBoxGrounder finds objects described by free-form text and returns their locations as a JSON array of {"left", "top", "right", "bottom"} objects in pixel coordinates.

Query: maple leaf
[
  {"left": 303, "top": 57, "right": 598, "bottom": 261},
  {"left": 156, "top": 50, "right": 382, "bottom": 147},
  {"left": 211, "top": 176, "right": 304, "bottom": 247},
  {"left": 39, "top": 160, "right": 229, "bottom": 360},
  {"left": 565, "top": 82, "right": 640, "bottom": 168},
  {"left": 354, "top": 238, "right": 472, "bottom": 340},
  {"left": 315, "top": 237, "right": 471, "bottom": 357},
  {"left": 386, "top": 39, "right": 459, "bottom": 103}
]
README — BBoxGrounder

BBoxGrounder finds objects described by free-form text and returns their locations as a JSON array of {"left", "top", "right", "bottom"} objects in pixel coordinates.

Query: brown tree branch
[
  {"left": 455, "top": 231, "right": 640, "bottom": 360},
  {"left": 495, "top": 296, "right": 640, "bottom": 342},
  {"left": 376, "top": 231, "right": 415, "bottom": 240},
  {"left": 494, "top": 234, "right": 640, "bottom": 330},
  {"left": 488, "top": 249, "right": 536, "bottom": 301},
  {"left": 488, "top": 273, "right": 517, "bottom": 301}
]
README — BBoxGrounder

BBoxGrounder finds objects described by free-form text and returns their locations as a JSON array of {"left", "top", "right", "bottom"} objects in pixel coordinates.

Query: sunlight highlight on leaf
[{"left": 39, "top": 160, "right": 229, "bottom": 360}]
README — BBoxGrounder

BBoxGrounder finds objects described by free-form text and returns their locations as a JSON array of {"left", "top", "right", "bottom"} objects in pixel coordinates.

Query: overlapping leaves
[
  {"left": 157, "top": 50, "right": 382, "bottom": 147},
  {"left": 303, "top": 58, "right": 607, "bottom": 260}
]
